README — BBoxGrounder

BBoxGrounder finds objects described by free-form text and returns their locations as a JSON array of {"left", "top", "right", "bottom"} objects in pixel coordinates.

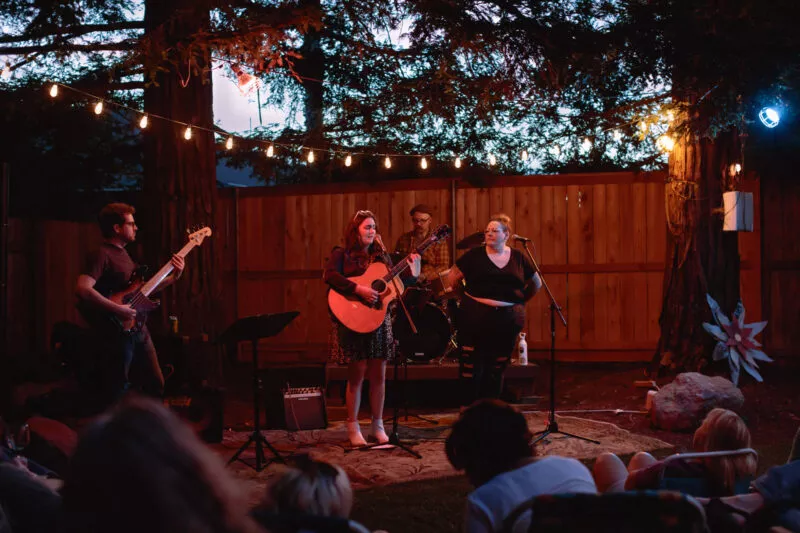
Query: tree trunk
[
  {"left": 142, "top": 0, "right": 219, "bottom": 337},
  {"left": 295, "top": 0, "right": 326, "bottom": 179},
  {"left": 652, "top": 128, "right": 743, "bottom": 374}
]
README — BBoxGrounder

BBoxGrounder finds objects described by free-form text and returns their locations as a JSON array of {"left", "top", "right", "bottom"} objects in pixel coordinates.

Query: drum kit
[{"left": 391, "top": 231, "right": 485, "bottom": 364}]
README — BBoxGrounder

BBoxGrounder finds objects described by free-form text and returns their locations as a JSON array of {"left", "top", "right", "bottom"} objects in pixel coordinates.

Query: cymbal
[{"left": 456, "top": 231, "right": 485, "bottom": 250}]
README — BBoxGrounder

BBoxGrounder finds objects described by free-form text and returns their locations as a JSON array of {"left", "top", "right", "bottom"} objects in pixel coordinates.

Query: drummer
[{"left": 394, "top": 204, "right": 451, "bottom": 284}]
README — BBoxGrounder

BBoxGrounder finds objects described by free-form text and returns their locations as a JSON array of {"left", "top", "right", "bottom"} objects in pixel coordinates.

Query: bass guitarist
[{"left": 75, "top": 203, "right": 184, "bottom": 409}]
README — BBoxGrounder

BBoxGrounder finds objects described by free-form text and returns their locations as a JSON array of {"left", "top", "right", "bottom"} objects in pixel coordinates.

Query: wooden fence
[{"left": 7, "top": 171, "right": 766, "bottom": 364}]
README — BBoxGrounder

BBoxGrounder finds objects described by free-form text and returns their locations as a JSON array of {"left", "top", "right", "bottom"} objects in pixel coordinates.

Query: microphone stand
[{"left": 516, "top": 238, "right": 599, "bottom": 445}]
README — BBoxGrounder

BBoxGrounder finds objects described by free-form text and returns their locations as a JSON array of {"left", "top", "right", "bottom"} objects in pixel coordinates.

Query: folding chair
[
  {"left": 498, "top": 490, "right": 707, "bottom": 533},
  {"left": 659, "top": 448, "right": 758, "bottom": 497}
]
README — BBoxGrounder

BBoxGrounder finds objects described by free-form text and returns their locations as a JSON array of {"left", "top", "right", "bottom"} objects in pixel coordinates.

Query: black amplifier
[{"left": 282, "top": 386, "right": 327, "bottom": 431}]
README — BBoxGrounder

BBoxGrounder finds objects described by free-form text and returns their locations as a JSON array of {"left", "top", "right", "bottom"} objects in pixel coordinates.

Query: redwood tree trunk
[
  {"left": 652, "top": 128, "right": 743, "bottom": 374},
  {"left": 142, "top": 0, "right": 219, "bottom": 337}
]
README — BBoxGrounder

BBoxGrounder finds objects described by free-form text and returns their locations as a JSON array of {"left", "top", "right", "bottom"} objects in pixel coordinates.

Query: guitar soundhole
[{"left": 372, "top": 280, "right": 386, "bottom": 293}]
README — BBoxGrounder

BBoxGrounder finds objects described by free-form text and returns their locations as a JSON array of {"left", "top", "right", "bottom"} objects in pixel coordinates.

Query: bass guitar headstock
[{"left": 187, "top": 226, "right": 213, "bottom": 246}]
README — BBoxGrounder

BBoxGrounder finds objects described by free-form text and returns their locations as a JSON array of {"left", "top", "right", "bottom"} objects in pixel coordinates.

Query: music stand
[{"left": 217, "top": 311, "right": 299, "bottom": 471}]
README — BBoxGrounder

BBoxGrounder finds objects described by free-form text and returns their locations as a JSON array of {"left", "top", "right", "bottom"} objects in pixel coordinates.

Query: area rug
[{"left": 215, "top": 411, "right": 672, "bottom": 504}]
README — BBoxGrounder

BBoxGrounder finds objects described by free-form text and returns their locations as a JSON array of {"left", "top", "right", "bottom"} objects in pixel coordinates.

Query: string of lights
[{"left": 46, "top": 80, "right": 684, "bottom": 170}]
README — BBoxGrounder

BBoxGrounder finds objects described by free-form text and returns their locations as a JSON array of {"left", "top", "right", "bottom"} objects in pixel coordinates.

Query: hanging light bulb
[
  {"left": 488, "top": 153, "right": 496, "bottom": 166},
  {"left": 2, "top": 63, "right": 11, "bottom": 79},
  {"left": 266, "top": 144, "right": 274, "bottom": 157},
  {"left": 49, "top": 84, "right": 58, "bottom": 97},
  {"left": 307, "top": 150, "right": 315, "bottom": 164},
  {"left": 729, "top": 163, "right": 742, "bottom": 176},
  {"left": 345, "top": 154, "right": 352, "bottom": 167},
  {"left": 521, "top": 149, "right": 529, "bottom": 161},
  {"left": 550, "top": 145, "right": 561, "bottom": 157},
  {"left": 420, "top": 157, "right": 428, "bottom": 170},
  {"left": 454, "top": 157, "right": 462, "bottom": 169},
  {"left": 93, "top": 101, "right": 103, "bottom": 115},
  {"left": 184, "top": 126, "right": 192, "bottom": 140},
  {"left": 582, "top": 137, "right": 593, "bottom": 151},
  {"left": 225, "top": 136, "right": 234, "bottom": 150},
  {"left": 139, "top": 115, "right": 148, "bottom": 129},
  {"left": 384, "top": 156, "right": 392, "bottom": 169},
  {"left": 656, "top": 134, "right": 675, "bottom": 152},
  {"left": 613, "top": 130, "right": 622, "bottom": 141},
  {"left": 639, "top": 121, "right": 649, "bottom": 133}
]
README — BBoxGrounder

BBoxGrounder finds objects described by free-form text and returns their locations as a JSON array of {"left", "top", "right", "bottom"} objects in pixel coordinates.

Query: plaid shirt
[{"left": 394, "top": 230, "right": 451, "bottom": 282}]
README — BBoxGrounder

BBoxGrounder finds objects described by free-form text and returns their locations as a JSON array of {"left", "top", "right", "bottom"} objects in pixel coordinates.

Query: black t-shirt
[
  {"left": 81, "top": 242, "right": 137, "bottom": 297},
  {"left": 456, "top": 247, "right": 535, "bottom": 304}
]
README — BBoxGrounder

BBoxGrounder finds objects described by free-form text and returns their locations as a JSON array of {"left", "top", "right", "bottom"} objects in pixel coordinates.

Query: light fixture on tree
[
  {"left": 420, "top": 157, "right": 428, "bottom": 170},
  {"left": 345, "top": 154, "right": 352, "bottom": 167},
  {"left": 139, "top": 115, "right": 148, "bottom": 129},
  {"left": 384, "top": 156, "right": 392, "bottom": 169},
  {"left": 639, "top": 121, "right": 649, "bottom": 133},
  {"left": 758, "top": 107, "right": 780, "bottom": 128},
  {"left": 226, "top": 136, "right": 234, "bottom": 150},
  {"left": 2, "top": 63, "right": 11, "bottom": 79},
  {"left": 488, "top": 153, "right": 496, "bottom": 166},
  {"left": 613, "top": 130, "right": 622, "bottom": 141},
  {"left": 454, "top": 156, "right": 462, "bottom": 169},
  {"left": 93, "top": 101, "right": 103, "bottom": 115},
  {"left": 231, "top": 64, "right": 260, "bottom": 96},
  {"left": 521, "top": 149, "right": 528, "bottom": 161},
  {"left": 49, "top": 84, "right": 58, "bottom": 97},
  {"left": 307, "top": 150, "right": 315, "bottom": 164},
  {"left": 656, "top": 135, "right": 675, "bottom": 152},
  {"left": 184, "top": 126, "right": 192, "bottom": 140},
  {"left": 266, "top": 144, "right": 274, "bottom": 157},
  {"left": 581, "top": 137, "right": 593, "bottom": 151},
  {"left": 550, "top": 145, "right": 561, "bottom": 156}
]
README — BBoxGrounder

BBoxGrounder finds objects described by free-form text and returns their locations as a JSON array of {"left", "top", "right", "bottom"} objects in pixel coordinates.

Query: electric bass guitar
[
  {"left": 79, "top": 227, "right": 212, "bottom": 333},
  {"left": 328, "top": 225, "right": 451, "bottom": 333}
]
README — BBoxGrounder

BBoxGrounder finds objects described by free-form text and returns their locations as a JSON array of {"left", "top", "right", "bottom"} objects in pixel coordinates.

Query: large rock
[{"left": 651, "top": 372, "right": 744, "bottom": 431}]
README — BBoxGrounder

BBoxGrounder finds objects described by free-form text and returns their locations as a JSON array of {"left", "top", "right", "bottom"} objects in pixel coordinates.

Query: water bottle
[{"left": 518, "top": 333, "right": 528, "bottom": 366}]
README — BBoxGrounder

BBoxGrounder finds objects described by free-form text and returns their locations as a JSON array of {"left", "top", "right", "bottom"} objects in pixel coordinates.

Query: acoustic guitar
[
  {"left": 327, "top": 225, "right": 451, "bottom": 333},
  {"left": 79, "top": 227, "right": 212, "bottom": 333}
]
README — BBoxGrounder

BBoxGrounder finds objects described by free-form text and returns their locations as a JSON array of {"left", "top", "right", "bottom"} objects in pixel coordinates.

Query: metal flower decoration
[{"left": 702, "top": 294, "right": 771, "bottom": 385}]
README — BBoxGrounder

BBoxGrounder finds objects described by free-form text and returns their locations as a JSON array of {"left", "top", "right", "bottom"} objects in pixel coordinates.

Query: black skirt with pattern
[{"left": 329, "top": 305, "right": 395, "bottom": 365}]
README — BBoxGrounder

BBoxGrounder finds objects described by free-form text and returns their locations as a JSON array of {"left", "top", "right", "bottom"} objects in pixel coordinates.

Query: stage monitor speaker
[
  {"left": 283, "top": 387, "right": 327, "bottom": 431},
  {"left": 262, "top": 365, "right": 326, "bottom": 430}
]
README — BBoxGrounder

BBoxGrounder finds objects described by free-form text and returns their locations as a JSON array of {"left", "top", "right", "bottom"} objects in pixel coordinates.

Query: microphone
[
  {"left": 374, "top": 234, "right": 387, "bottom": 252},
  {"left": 511, "top": 234, "right": 531, "bottom": 242}
]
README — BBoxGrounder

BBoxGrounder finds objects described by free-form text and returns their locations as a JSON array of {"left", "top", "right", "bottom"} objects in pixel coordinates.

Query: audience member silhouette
[
  {"left": 446, "top": 399, "right": 596, "bottom": 533},
  {"left": 61, "top": 395, "right": 263, "bottom": 533},
  {"left": 594, "top": 408, "right": 757, "bottom": 496}
]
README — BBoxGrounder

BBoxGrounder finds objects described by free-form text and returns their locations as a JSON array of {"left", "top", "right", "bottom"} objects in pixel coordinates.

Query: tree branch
[
  {"left": 0, "top": 41, "right": 137, "bottom": 55},
  {"left": 0, "top": 21, "right": 145, "bottom": 44}
]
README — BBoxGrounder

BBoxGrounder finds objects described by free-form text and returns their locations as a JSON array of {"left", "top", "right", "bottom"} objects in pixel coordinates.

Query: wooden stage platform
[{"left": 325, "top": 360, "right": 539, "bottom": 402}]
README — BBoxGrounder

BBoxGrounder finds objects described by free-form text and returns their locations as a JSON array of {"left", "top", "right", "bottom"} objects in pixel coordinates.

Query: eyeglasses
[
  {"left": 353, "top": 210, "right": 375, "bottom": 222},
  {"left": 412, "top": 217, "right": 431, "bottom": 224}
]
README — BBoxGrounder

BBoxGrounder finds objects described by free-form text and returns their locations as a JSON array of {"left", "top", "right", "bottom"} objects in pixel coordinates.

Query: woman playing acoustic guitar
[{"left": 323, "top": 210, "right": 419, "bottom": 447}]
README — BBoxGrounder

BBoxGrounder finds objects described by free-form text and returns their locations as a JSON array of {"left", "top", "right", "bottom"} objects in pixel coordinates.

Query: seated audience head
[
  {"left": 61, "top": 395, "right": 261, "bottom": 533},
  {"left": 445, "top": 399, "right": 534, "bottom": 487},
  {"left": 693, "top": 408, "right": 757, "bottom": 494},
  {"left": 260, "top": 454, "right": 353, "bottom": 519}
]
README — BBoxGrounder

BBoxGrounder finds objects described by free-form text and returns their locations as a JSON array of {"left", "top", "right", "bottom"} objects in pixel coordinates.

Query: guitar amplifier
[{"left": 283, "top": 386, "right": 328, "bottom": 431}]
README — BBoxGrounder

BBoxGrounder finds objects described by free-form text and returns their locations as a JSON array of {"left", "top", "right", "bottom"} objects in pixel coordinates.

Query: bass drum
[{"left": 393, "top": 301, "right": 452, "bottom": 363}]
